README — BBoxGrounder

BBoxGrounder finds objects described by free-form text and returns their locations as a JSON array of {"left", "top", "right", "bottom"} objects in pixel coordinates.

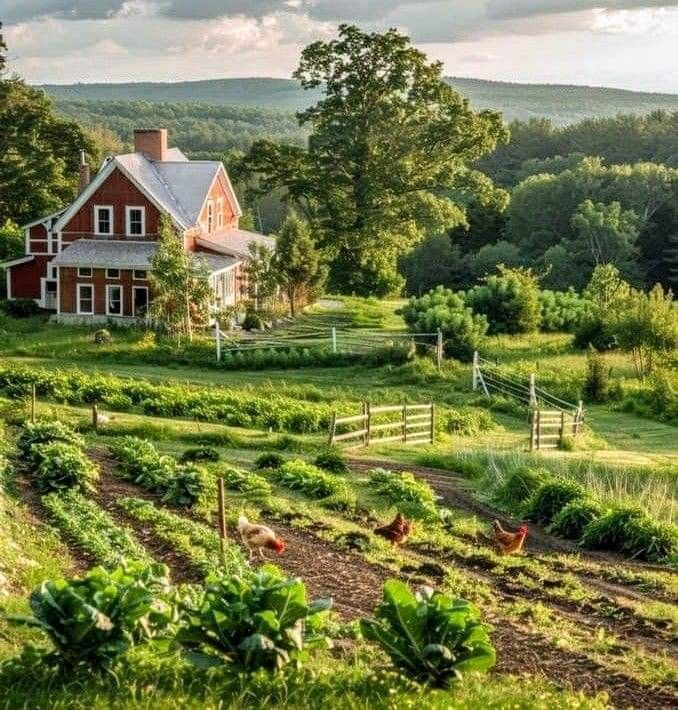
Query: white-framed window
[
  {"left": 106, "top": 268, "right": 120, "bottom": 279},
  {"left": 94, "top": 205, "right": 114, "bottom": 235},
  {"left": 106, "top": 284, "right": 123, "bottom": 317},
  {"left": 49, "top": 234, "right": 58, "bottom": 254},
  {"left": 216, "top": 198, "right": 224, "bottom": 229},
  {"left": 133, "top": 269, "right": 148, "bottom": 280},
  {"left": 49, "top": 264, "right": 58, "bottom": 279},
  {"left": 132, "top": 286, "right": 149, "bottom": 317},
  {"left": 207, "top": 200, "right": 214, "bottom": 233},
  {"left": 77, "top": 284, "right": 94, "bottom": 315},
  {"left": 125, "top": 206, "right": 146, "bottom": 237},
  {"left": 77, "top": 267, "right": 92, "bottom": 278}
]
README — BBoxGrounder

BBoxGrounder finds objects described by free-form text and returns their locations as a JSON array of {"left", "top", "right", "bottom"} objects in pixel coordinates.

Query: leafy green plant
[
  {"left": 539, "top": 288, "right": 592, "bottom": 333},
  {"left": 176, "top": 565, "right": 331, "bottom": 670},
  {"left": 549, "top": 498, "right": 603, "bottom": 539},
  {"left": 526, "top": 480, "right": 586, "bottom": 525},
  {"left": 254, "top": 452, "right": 285, "bottom": 470},
  {"left": 313, "top": 448, "right": 348, "bottom": 475},
  {"left": 180, "top": 447, "right": 220, "bottom": 463},
  {"left": 31, "top": 442, "right": 99, "bottom": 493},
  {"left": 360, "top": 580, "right": 495, "bottom": 686},
  {"left": 162, "top": 464, "right": 206, "bottom": 507},
  {"left": 272, "top": 459, "right": 344, "bottom": 499},
  {"left": 368, "top": 468, "right": 438, "bottom": 520},
  {"left": 220, "top": 467, "right": 272, "bottom": 501},
  {"left": 6, "top": 562, "right": 173, "bottom": 668},
  {"left": 581, "top": 507, "right": 677, "bottom": 562},
  {"left": 495, "top": 467, "right": 551, "bottom": 508},
  {"left": 440, "top": 408, "right": 494, "bottom": 436},
  {"left": 583, "top": 345, "right": 610, "bottom": 403},
  {"left": 18, "top": 420, "right": 84, "bottom": 465}
]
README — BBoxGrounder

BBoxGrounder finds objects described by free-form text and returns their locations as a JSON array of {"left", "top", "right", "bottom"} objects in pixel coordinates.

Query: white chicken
[{"left": 237, "top": 516, "right": 286, "bottom": 561}]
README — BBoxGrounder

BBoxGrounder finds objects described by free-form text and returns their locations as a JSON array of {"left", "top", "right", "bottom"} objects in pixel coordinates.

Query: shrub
[
  {"left": 549, "top": 498, "right": 603, "bottom": 539},
  {"left": 220, "top": 467, "right": 272, "bottom": 501},
  {"left": 272, "top": 459, "right": 344, "bottom": 499},
  {"left": 495, "top": 467, "right": 551, "bottom": 509},
  {"left": 180, "top": 447, "right": 220, "bottom": 463},
  {"left": 581, "top": 507, "right": 677, "bottom": 562},
  {"left": 0, "top": 298, "right": 41, "bottom": 318},
  {"left": 254, "top": 452, "right": 285, "bottom": 470},
  {"left": 93, "top": 329, "right": 112, "bottom": 345},
  {"left": 6, "top": 562, "right": 172, "bottom": 668},
  {"left": 162, "top": 464, "right": 206, "bottom": 507},
  {"left": 368, "top": 468, "right": 438, "bottom": 520},
  {"left": 18, "top": 420, "right": 84, "bottom": 465},
  {"left": 242, "top": 311, "right": 262, "bottom": 331},
  {"left": 31, "top": 442, "right": 99, "bottom": 493},
  {"left": 465, "top": 266, "right": 542, "bottom": 335},
  {"left": 361, "top": 580, "right": 495, "bottom": 686},
  {"left": 176, "top": 565, "right": 331, "bottom": 670},
  {"left": 583, "top": 346, "right": 609, "bottom": 403},
  {"left": 526, "top": 481, "right": 586, "bottom": 525},
  {"left": 573, "top": 315, "right": 615, "bottom": 351},
  {"left": 440, "top": 408, "right": 494, "bottom": 436},
  {"left": 539, "top": 289, "right": 591, "bottom": 333},
  {"left": 313, "top": 448, "right": 348, "bottom": 475}
]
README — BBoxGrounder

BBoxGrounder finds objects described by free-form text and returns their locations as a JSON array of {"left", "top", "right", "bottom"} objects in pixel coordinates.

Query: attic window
[
  {"left": 217, "top": 198, "right": 224, "bottom": 229},
  {"left": 95, "top": 205, "right": 113, "bottom": 235},
  {"left": 207, "top": 200, "right": 214, "bottom": 233},
  {"left": 126, "top": 206, "right": 145, "bottom": 237}
]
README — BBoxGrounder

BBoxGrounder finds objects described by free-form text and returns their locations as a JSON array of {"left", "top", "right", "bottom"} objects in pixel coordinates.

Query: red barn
[{"left": 5, "top": 129, "right": 274, "bottom": 322}]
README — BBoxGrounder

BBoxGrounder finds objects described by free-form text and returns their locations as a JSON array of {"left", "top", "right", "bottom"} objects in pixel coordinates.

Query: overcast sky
[{"left": 1, "top": 1, "right": 677, "bottom": 91}]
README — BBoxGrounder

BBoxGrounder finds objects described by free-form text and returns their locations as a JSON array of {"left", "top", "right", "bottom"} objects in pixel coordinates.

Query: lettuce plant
[
  {"left": 31, "top": 442, "right": 99, "bottom": 493},
  {"left": 361, "top": 580, "right": 495, "bottom": 686}
]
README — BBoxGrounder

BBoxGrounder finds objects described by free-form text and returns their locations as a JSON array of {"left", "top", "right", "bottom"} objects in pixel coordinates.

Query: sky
[{"left": 1, "top": 1, "right": 678, "bottom": 92}]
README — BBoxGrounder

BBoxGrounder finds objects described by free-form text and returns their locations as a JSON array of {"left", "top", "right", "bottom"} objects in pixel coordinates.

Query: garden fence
[
  {"left": 328, "top": 402, "right": 435, "bottom": 449},
  {"left": 530, "top": 409, "right": 584, "bottom": 451}
]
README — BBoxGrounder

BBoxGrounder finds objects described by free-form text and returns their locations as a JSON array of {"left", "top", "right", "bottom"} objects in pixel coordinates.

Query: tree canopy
[{"left": 244, "top": 24, "right": 507, "bottom": 296}]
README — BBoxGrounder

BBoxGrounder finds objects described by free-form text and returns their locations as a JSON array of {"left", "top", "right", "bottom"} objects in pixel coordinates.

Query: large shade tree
[{"left": 244, "top": 24, "right": 507, "bottom": 296}]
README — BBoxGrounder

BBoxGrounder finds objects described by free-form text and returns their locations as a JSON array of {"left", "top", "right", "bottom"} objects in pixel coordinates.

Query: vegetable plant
[
  {"left": 6, "top": 561, "right": 173, "bottom": 669},
  {"left": 18, "top": 420, "right": 83, "bottom": 465},
  {"left": 526, "top": 480, "right": 585, "bottom": 525},
  {"left": 368, "top": 468, "right": 438, "bottom": 520},
  {"left": 313, "top": 448, "right": 348, "bottom": 475},
  {"left": 271, "top": 460, "right": 345, "bottom": 499},
  {"left": 549, "top": 498, "right": 603, "bottom": 539},
  {"left": 176, "top": 564, "right": 331, "bottom": 670},
  {"left": 361, "top": 579, "right": 495, "bottom": 686},
  {"left": 180, "top": 447, "right": 220, "bottom": 463},
  {"left": 221, "top": 467, "right": 272, "bottom": 501},
  {"left": 31, "top": 442, "right": 99, "bottom": 493},
  {"left": 254, "top": 452, "right": 285, "bottom": 470}
]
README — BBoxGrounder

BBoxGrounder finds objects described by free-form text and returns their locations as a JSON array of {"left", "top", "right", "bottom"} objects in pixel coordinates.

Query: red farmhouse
[{"left": 5, "top": 129, "right": 273, "bottom": 322}]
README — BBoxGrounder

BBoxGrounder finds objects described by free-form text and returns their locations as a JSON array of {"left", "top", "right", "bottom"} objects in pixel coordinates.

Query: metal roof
[
  {"left": 197, "top": 229, "right": 276, "bottom": 259},
  {"left": 51, "top": 240, "right": 157, "bottom": 269},
  {"left": 195, "top": 252, "right": 241, "bottom": 273}
]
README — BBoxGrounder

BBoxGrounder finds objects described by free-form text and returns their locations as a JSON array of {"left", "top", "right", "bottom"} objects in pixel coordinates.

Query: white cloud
[{"left": 590, "top": 7, "right": 678, "bottom": 34}]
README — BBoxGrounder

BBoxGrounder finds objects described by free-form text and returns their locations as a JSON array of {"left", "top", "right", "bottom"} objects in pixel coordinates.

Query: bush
[
  {"left": 465, "top": 266, "right": 542, "bottom": 335},
  {"left": 313, "top": 448, "right": 348, "bottom": 475},
  {"left": 549, "top": 498, "right": 603, "bottom": 539},
  {"left": 176, "top": 565, "right": 331, "bottom": 670},
  {"left": 573, "top": 315, "right": 616, "bottom": 351},
  {"left": 581, "top": 507, "right": 677, "bottom": 562},
  {"left": 526, "top": 480, "right": 586, "bottom": 525},
  {"left": 583, "top": 346, "right": 609, "bottom": 403},
  {"left": 272, "top": 459, "right": 344, "bottom": 499},
  {"left": 220, "top": 467, "right": 272, "bottom": 501},
  {"left": 242, "top": 311, "right": 262, "bottom": 331},
  {"left": 495, "top": 467, "right": 551, "bottom": 509},
  {"left": 368, "top": 468, "right": 438, "bottom": 520},
  {"left": 6, "top": 562, "right": 172, "bottom": 668},
  {"left": 180, "top": 447, "right": 220, "bottom": 463},
  {"left": 254, "top": 452, "right": 285, "bottom": 470},
  {"left": 31, "top": 442, "right": 99, "bottom": 493},
  {"left": 0, "top": 298, "right": 41, "bottom": 318},
  {"left": 18, "top": 420, "right": 84, "bottom": 465},
  {"left": 440, "top": 408, "right": 494, "bottom": 436},
  {"left": 163, "top": 464, "right": 206, "bottom": 507},
  {"left": 93, "top": 329, "right": 112, "bottom": 345},
  {"left": 360, "top": 580, "right": 495, "bottom": 686},
  {"left": 539, "top": 289, "right": 592, "bottom": 333}
]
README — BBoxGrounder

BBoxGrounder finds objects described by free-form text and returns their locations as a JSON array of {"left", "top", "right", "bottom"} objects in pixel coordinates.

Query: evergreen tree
[
  {"left": 0, "top": 218, "right": 23, "bottom": 260},
  {"left": 274, "top": 212, "right": 327, "bottom": 316}
]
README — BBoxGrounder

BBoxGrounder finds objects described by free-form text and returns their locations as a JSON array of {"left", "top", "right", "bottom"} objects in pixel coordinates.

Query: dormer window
[
  {"left": 95, "top": 205, "right": 113, "bottom": 235},
  {"left": 207, "top": 200, "right": 214, "bottom": 233},
  {"left": 126, "top": 206, "right": 146, "bottom": 237}
]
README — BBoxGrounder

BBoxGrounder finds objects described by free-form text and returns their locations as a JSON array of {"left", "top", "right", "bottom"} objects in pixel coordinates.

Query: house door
[
  {"left": 133, "top": 287, "right": 149, "bottom": 317},
  {"left": 45, "top": 281, "right": 57, "bottom": 310}
]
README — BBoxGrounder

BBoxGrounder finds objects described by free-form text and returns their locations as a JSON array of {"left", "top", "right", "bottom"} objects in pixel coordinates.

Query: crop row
[
  {"left": 117, "top": 496, "right": 248, "bottom": 576},
  {"left": 0, "top": 364, "right": 344, "bottom": 433},
  {"left": 42, "top": 489, "right": 153, "bottom": 567}
]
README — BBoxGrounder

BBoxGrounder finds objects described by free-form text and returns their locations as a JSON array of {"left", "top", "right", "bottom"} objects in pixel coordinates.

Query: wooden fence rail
[
  {"left": 329, "top": 402, "right": 435, "bottom": 449},
  {"left": 530, "top": 408, "right": 584, "bottom": 450}
]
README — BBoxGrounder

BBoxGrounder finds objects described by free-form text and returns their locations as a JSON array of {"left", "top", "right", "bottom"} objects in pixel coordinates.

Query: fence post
[
  {"left": 536, "top": 409, "right": 541, "bottom": 451},
  {"left": 30, "top": 384, "right": 36, "bottom": 424},
  {"left": 436, "top": 329, "right": 443, "bottom": 371},
  {"left": 366, "top": 402, "right": 371, "bottom": 447},
  {"left": 430, "top": 403, "right": 435, "bottom": 444},
  {"left": 331, "top": 326, "right": 337, "bottom": 354},
  {"left": 217, "top": 477, "right": 227, "bottom": 566},
  {"left": 402, "top": 405, "right": 408, "bottom": 444},
  {"left": 215, "top": 321, "right": 221, "bottom": 363},
  {"left": 559, "top": 411, "right": 566, "bottom": 447},
  {"left": 529, "top": 373, "right": 538, "bottom": 407},
  {"left": 92, "top": 403, "right": 99, "bottom": 431},
  {"left": 472, "top": 351, "right": 479, "bottom": 391},
  {"left": 328, "top": 412, "right": 337, "bottom": 446},
  {"left": 576, "top": 400, "right": 584, "bottom": 435}
]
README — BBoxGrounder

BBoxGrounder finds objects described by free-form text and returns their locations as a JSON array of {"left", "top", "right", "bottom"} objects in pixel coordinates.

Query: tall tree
[
  {"left": 0, "top": 31, "right": 94, "bottom": 226},
  {"left": 0, "top": 219, "right": 23, "bottom": 260},
  {"left": 274, "top": 212, "right": 327, "bottom": 316},
  {"left": 244, "top": 25, "right": 507, "bottom": 296},
  {"left": 150, "top": 216, "right": 211, "bottom": 341},
  {"left": 0, "top": 22, "right": 6, "bottom": 76}
]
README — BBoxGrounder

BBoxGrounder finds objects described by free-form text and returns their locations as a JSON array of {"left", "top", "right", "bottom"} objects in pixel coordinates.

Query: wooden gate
[
  {"left": 530, "top": 408, "right": 584, "bottom": 451},
  {"left": 329, "top": 403, "right": 435, "bottom": 449}
]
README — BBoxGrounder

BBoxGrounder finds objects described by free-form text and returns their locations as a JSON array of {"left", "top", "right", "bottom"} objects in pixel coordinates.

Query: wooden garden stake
[
  {"left": 92, "top": 403, "right": 99, "bottom": 431},
  {"left": 30, "top": 384, "right": 36, "bottom": 423},
  {"left": 217, "top": 477, "right": 227, "bottom": 565}
]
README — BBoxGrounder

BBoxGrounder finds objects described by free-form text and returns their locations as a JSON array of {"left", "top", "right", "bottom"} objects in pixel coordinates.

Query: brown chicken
[
  {"left": 492, "top": 520, "right": 529, "bottom": 555},
  {"left": 374, "top": 513, "right": 412, "bottom": 546},
  {"left": 238, "top": 516, "right": 286, "bottom": 560}
]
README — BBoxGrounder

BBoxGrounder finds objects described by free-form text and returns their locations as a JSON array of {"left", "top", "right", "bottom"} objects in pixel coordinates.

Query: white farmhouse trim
[
  {"left": 105, "top": 268, "right": 121, "bottom": 280},
  {"left": 77, "top": 283, "right": 94, "bottom": 315},
  {"left": 105, "top": 284, "right": 123, "bottom": 317},
  {"left": 77, "top": 267, "right": 93, "bottom": 278},
  {"left": 125, "top": 205, "right": 146, "bottom": 237},
  {"left": 94, "top": 205, "right": 114, "bottom": 236}
]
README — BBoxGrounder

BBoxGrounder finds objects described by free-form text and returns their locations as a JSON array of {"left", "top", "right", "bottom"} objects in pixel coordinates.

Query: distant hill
[{"left": 39, "top": 76, "right": 678, "bottom": 125}]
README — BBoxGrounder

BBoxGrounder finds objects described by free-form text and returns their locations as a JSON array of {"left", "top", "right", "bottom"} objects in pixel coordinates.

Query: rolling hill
[{"left": 40, "top": 76, "right": 678, "bottom": 125}]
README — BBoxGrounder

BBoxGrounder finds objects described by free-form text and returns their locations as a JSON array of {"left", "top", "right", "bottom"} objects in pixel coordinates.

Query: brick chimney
[
  {"left": 134, "top": 129, "right": 168, "bottom": 162},
  {"left": 78, "top": 150, "right": 90, "bottom": 193}
]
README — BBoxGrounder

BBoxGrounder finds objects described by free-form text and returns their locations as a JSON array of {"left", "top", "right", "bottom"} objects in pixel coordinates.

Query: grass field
[{"left": 0, "top": 298, "right": 675, "bottom": 708}]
